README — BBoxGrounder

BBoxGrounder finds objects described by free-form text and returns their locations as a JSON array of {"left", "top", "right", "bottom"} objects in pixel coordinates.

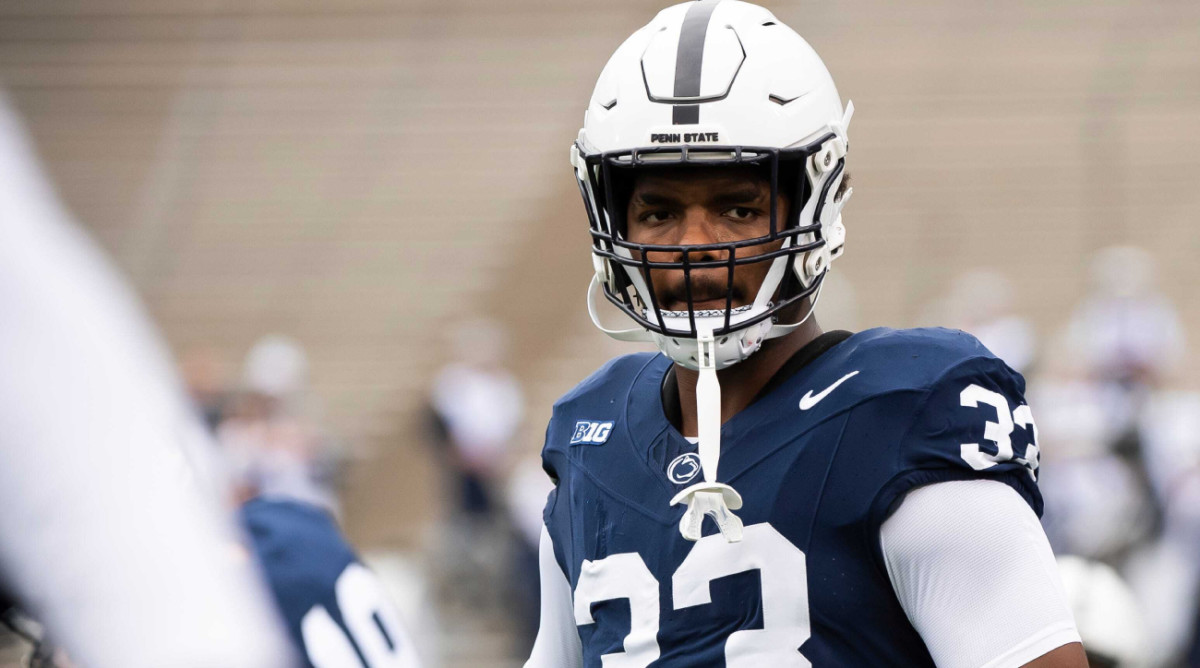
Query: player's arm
[
  {"left": 880, "top": 480, "right": 1083, "bottom": 668},
  {"left": 1022, "top": 643, "right": 1087, "bottom": 667},
  {"left": 525, "top": 525, "right": 583, "bottom": 668},
  {"left": 871, "top": 350, "right": 1085, "bottom": 668}
]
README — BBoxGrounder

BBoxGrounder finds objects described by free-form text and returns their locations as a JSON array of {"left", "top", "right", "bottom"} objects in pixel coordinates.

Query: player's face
[{"left": 625, "top": 166, "right": 788, "bottom": 313}]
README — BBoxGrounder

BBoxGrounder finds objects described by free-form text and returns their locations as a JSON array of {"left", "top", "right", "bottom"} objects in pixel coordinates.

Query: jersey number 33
[{"left": 574, "top": 523, "right": 811, "bottom": 667}]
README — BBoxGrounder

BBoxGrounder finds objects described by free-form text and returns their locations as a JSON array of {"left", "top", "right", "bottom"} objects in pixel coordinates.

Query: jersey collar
[{"left": 658, "top": 329, "right": 854, "bottom": 431}]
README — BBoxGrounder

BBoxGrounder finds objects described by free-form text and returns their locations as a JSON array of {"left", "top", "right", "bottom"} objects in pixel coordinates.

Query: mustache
[{"left": 656, "top": 272, "right": 743, "bottom": 308}]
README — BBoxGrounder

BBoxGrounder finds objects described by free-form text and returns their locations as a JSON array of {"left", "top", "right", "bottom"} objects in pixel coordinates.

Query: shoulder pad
[
  {"left": 241, "top": 497, "right": 357, "bottom": 572},
  {"left": 541, "top": 353, "right": 660, "bottom": 485},
  {"left": 860, "top": 345, "right": 1042, "bottom": 535},
  {"left": 553, "top": 352, "right": 660, "bottom": 410},
  {"left": 832, "top": 327, "right": 1003, "bottom": 397}
]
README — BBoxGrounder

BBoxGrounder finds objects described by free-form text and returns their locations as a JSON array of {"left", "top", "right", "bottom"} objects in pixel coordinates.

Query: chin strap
[
  {"left": 586, "top": 275, "right": 655, "bottom": 343},
  {"left": 669, "top": 327, "right": 744, "bottom": 542}
]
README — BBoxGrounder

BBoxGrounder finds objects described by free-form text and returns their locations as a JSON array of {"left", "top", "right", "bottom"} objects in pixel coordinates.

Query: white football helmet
[{"left": 574, "top": 0, "right": 853, "bottom": 370}]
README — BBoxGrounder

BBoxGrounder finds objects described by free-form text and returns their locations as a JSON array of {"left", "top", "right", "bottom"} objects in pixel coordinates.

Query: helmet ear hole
[
  {"left": 604, "top": 167, "right": 637, "bottom": 238},
  {"left": 775, "top": 158, "right": 806, "bottom": 232},
  {"left": 778, "top": 258, "right": 802, "bottom": 295}
]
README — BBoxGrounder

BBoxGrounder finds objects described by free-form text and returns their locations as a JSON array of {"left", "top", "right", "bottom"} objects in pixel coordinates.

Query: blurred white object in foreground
[
  {"left": 1056, "top": 555, "right": 1145, "bottom": 668},
  {"left": 0, "top": 94, "right": 293, "bottom": 667}
]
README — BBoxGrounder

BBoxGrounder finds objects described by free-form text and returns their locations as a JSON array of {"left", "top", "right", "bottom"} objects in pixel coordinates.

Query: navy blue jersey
[
  {"left": 541, "top": 327, "right": 1042, "bottom": 666},
  {"left": 242, "top": 498, "right": 414, "bottom": 668}
]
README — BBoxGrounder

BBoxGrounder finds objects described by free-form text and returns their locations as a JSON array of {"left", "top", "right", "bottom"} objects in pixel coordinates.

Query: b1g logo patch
[{"left": 570, "top": 420, "right": 614, "bottom": 445}]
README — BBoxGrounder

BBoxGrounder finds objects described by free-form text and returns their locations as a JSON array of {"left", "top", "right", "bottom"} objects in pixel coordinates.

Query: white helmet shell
[{"left": 580, "top": 1, "right": 846, "bottom": 154}]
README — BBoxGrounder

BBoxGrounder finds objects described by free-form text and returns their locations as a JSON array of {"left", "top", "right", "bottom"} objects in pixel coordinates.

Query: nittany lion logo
[{"left": 667, "top": 452, "right": 702, "bottom": 484}]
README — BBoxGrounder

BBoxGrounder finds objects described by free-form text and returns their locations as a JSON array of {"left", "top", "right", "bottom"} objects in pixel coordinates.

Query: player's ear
[{"left": 836, "top": 170, "right": 851, "bottom": 201}]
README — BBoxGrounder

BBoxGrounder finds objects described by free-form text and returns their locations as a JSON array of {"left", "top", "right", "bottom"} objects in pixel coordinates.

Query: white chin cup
[{"left": 651, "top": 312, "right": 773, "bottom": 371}]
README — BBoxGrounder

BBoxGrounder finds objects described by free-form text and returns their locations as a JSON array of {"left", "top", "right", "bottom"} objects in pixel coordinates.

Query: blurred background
[{"left": 0, "top": 0, "right": 1198, "bottom": 666}]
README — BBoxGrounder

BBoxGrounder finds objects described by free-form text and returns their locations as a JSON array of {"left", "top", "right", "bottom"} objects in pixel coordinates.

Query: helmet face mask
[
  {"left": 574, "top": 0, "right": 852, "bottom": 369},
  {"left": 582, "top": 138, "right": 834, "bottom": 339}
]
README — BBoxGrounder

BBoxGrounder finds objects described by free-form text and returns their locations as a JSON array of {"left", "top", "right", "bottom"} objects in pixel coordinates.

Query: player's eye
[
  {"left": 639, "top": 210, "right": 673, "bottom": 225},
  {"left": 724, "top": 206, "right": 759, "bottom": 221}
]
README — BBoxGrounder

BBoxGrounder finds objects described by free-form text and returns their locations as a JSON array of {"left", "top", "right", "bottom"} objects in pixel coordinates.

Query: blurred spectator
[
  {"left": 1056, "top": 555, "right": 1146, "bottom": 668},
  {"left": 428, "top": 319, "right": 525, "bottom": 518},
  {"left": 1036, "top": 248, "right": 1184, "bottom": 544},
  {"left": 938, "top": 269, "right": 1037, "bottom": 373},
  {"left": 425, "top": 318, "right": 525, "bottom": 613},
  {"left": 1033, "top": 245, "right": 1199, "bottom": 667},
  {"left": 180, "top": 345, "right": 233, "bottom": 432},
  {"left": 190, "top": 337, "right": 424, "bottom": 666},
  {"left": 1040, "top": 453, "right": 1152, "bottom": 561},
  {"left": 1130, "top": 391, "right": 1200, "bottom": 666},
  {"left": 505, "top": 456, "right": 555, "bottom": 656},
  {"left": 1137, "top": 391, "right": 1200, "bottom": 535},
  {"left": 1124, "top": 538, "right": 1200, "bottom": 667},
  {"left": 1033, "top": 378, "right": 1154, "bottom": 560},
  {"left": 218, "top": 335, "right": 345, "bottom": 513},
  {"left": 1065, "top": 246, "right": 1185, "bottom": 394}
]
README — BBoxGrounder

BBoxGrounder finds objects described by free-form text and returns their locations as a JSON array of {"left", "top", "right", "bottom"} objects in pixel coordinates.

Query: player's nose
[{"left": 676, "top": 207, "right": 725, "bottom": 257}]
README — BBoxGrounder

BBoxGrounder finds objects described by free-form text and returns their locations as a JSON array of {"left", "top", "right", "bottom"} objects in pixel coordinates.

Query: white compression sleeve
[
  {"left": 0, "top": 96, "right": 292, "bottom": 668},
  {"left": 880, "top": 479, "right": 1081, "bottom": 668},
  {"left": 525, "top": 526, "right": 583, "bottom": 668}
]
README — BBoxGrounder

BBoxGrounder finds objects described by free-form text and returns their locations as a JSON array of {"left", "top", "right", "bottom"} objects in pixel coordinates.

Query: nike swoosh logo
[{"left": 799, "top": 371, "right": 860, "bottom": 410}]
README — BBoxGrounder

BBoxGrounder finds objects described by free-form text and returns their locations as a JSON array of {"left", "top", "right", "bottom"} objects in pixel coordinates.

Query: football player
[
  {"left": 525, "top": 2, "right": 1086, "bottom": 666},
  {"left": 242, "top": 497, "right": 423, "bottom": 668}
]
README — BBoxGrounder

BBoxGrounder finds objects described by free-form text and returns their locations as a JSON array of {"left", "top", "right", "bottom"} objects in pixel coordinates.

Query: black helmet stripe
[{"left": 672, "top": 0, "right": 720, "bottom": 125}]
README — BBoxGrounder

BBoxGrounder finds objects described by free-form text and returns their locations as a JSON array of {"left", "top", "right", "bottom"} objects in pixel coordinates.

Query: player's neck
[{"left": 673, "top": 316, "right": 824, "bottom": 438}]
